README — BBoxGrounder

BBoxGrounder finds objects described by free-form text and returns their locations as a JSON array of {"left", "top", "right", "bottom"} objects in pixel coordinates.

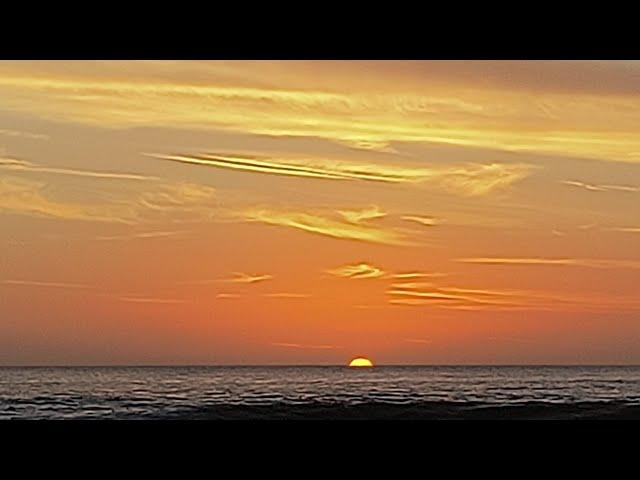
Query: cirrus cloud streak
[
  {"left": 241, "top": 207, "right": 411, "bottom": 246},
  {"left": 457, "top": 257, "right": 640, "bottom": 269},
  {"left": 151, "top": 153, "right": 533, "bottom": 197},
  {"left": 2, "top": 63, "right": 640, "bottom": 164}
]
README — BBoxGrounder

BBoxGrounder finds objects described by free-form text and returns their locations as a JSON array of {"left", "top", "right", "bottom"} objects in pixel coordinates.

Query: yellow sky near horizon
[{"left": 1, "top": 61, "right": 639, "bottom": 365}]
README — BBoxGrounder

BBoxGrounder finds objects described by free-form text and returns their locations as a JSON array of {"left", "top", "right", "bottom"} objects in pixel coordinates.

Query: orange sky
[{"left": 1, "top": 61, "right": 639, "bottom": 365}]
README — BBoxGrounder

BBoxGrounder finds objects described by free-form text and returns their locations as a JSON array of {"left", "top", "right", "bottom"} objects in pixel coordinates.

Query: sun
[{"left": 348, "top": 357, "right": 374, "bottom": 368}]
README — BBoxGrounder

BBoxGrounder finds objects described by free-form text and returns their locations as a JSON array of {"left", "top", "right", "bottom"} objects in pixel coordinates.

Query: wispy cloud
[
  {"left": 438, "top": 287, "right": 523, "bottom": 297},
  {"left": 401, "top": 215, "right": 438, "bottom": 227},
  {"left": 391, "top": 272, "right": 446, "bottom": 279},
  {"left": 0, "top": 129, "right": 49, "bottom": 140},
  {"left": 0, "top": 175, "right": 217, "bottom": 224},
  {"left": 97, "top": 230, "right": 189, "bottom": 241},
  {"left": 391, "top": 282, "right": 436, "bottom": 290},
  {"left": 0, "top": 176, "right": 136, "bottom": 223},
  {"left": 2, "top": 283, "right": 193, "bottom": 306},
  {"left": 271, "top": 342, "right": 339, "bottom": 350},
  {"left": 608, "top": 227, "right": 640, "bottom": 233},
  {"left": 562, "top": 180, "right": 607, "bottom": 192},
  {"left": 186, "top": 273, "right": 272, "bottom": 286},
  {"left": 390, "top": 298, "right": 457, "bottom": 307},
  {"left": 337, "top": 205, "right": 386, "bottom": 224},
  {"left": 151, "top": 153, "right": 416, "bottom": 183},
  {"left": 137, "top": 182, "right": 217, "bottom": 221},
  {"left": 457, "top": 257, "right": 640, "bottom": 269},
  {"left": 387, "top": 282, "right": 533, "bottom": 310},
  {"left": 224, "top": 273, "right": 272, "bottom": 284},
  {"left": 437, "top": 163, "right": 533, "bottom": 196},
  {"left": 151, "top": 153, "right": 532, "bottom": 196},
  {"left": 216, "top": 293, "right": 241, "bottom": 299},
  {"left": 578, "top": 223, "right": 598, "bottom": 230},
  {"left": 388, "top": 289, "right": 475, "bottom": 302},
  {"left": 404, "top": 338, "right": 433, "bottom": 344},
  {"left": 1, "top": 279, "right": 91, "bottom": 289},
  {"left": 3, "top": 65, "right": 640, "bottom": 164},
  {"left": 242, "top": 207, "right": 410, "bottom": 246},
  {"left": 599, "top": 185, "right": 640, "bottom": 192},
  {"left": 562, "top": 180, "right": 639, "bottom": 193},
  {"left": 388, "top": 281, "right": 640, "bottom": 313},
  {"left": 325, "top": 263, "right": 445, "bottom": 281},
  {"left": 0, "top": 157, "right": 157, "bottom": 181},
  {"left": 326, "top": 263, "right": 386, "bottom": 279}
]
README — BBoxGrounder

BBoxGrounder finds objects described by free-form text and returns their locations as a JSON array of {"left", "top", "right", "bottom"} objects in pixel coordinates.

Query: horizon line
[{"left": 2, "top": 363, "right": 640, "bottom": 368}]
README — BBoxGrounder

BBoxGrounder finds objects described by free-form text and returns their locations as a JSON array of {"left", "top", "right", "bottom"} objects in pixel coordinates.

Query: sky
[{"left": 1, "top": 60, "right": 639, "bottom": 365}]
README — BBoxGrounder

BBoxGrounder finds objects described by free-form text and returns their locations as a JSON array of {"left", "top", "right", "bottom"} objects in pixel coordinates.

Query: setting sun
[{"left": 349, "top": 357, "right": 374, "bottom": 368}]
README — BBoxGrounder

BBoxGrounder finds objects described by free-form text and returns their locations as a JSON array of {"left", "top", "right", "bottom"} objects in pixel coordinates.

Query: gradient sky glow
[{"left": 1, "top": 60, "right": 639, "bottom": 365}]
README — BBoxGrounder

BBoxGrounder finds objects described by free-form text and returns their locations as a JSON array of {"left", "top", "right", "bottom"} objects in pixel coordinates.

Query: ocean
[{"left": 2, "top": 366, "right": 640, "bottom": 420}]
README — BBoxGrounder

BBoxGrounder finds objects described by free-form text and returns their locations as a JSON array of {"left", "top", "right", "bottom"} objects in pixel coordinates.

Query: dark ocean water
[{"left": 2, "top": 366, "right": 640, "bottom": 420}]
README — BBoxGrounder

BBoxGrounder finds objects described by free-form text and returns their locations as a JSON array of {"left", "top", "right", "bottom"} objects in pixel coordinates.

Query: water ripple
[{"left": 1, "top": 366, "right": 640, "bottom": 419}]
